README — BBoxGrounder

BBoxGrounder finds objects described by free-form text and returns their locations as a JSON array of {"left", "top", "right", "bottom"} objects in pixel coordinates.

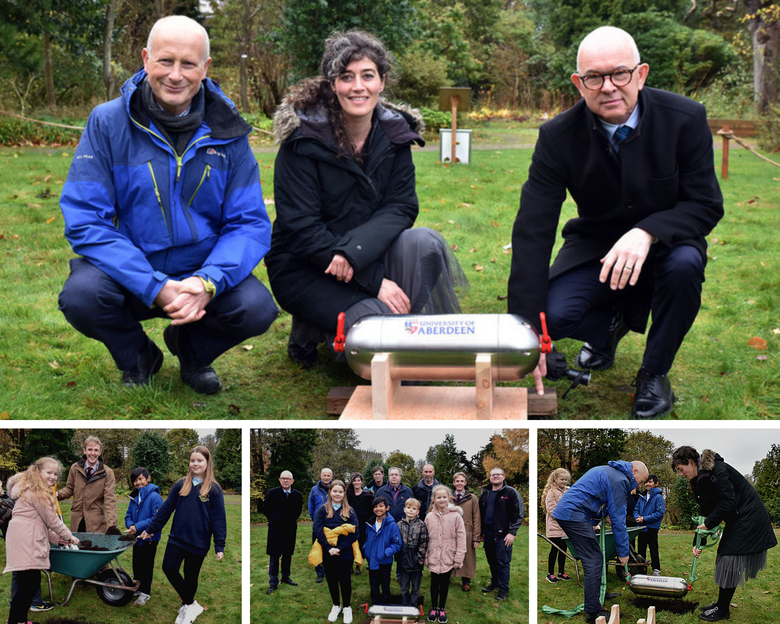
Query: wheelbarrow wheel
[
  {"left": 95, "top": 569, "right": 134, "bottom": 607},
  {"left": 616, "top": 553, "right": 646, "bottom": 583}
]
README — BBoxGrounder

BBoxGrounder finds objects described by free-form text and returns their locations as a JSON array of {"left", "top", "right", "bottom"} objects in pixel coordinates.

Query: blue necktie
[{"left": 613, "top": 125, "right": 632, "bottom": 151}]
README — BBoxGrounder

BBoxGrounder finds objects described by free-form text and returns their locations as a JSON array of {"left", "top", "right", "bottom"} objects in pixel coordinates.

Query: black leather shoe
[
  {"left": 122, "top": 339, "right": 163, "bottom": 387},
  {"left": 576, "top": 314, "right": 629, "bottom": 370},
  {"left": 281, "top": 578, "right": 298, "bottom": 586},
  {"left": 496, "top": 592, "right": 508, "bottom": 601},
  {"left": 481, "top": 584, "right": 497, "bottom": 593},
  {"left": 604, "top": 592, "right": 620, "bottom": 600},
  {"left": 699, "top": 602, "right": 717, "bottom": 612},
  {"left": 586, "top": 610, "right": 623, "bottom": 624},
  {"left": 266, "top": 587, "right": 275, "bottom": 594},
  {"left": 632, "top": 367, "right": 675, "bottom": 419},
  {"left": 164, "top": 325, "right": 222, "bottom": 394},
  {"left": 699, "top": 606, "right": 730, "bottom": 621},
  {"left": 287, "top": 340, "right": 319, "bottom": 368},
  {"left": 315, "top": 576, "right": 324, "bottom": 583}
]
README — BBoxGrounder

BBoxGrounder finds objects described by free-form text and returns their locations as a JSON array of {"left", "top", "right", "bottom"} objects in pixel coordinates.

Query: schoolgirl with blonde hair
[{"left": 542, "top": 468, "right": 571, "bottom": 583}]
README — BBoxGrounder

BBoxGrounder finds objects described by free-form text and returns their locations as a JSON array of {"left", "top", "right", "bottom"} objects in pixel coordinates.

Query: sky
[
  {"left": 352, "top": 428, "right": 507, "bottom": 462},
  {"left": 642, "top": 426, "right": 780, "bottom": 477}
]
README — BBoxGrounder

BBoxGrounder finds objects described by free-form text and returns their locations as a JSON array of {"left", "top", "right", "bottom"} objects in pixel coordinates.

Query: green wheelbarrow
[
  {"left": 538, "top": 526, "right": 649, "bottom": 586},
  {"left": 44, "top": 532, "right": 140, "bottom": 607}
]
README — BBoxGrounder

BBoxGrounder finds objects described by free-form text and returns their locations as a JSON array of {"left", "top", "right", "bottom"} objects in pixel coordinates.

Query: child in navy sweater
[
  {"left": 140, "top": 446, "right": 226, "bottom": 624},
  {"left": 125, "top": 467, "right": 163, "bottom": 606}
]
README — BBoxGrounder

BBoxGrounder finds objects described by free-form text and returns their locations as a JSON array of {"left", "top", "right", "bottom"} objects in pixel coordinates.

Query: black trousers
[
  {"left": 546, "top": 244, "right": 705, "bottom": 375},
  {"left": 133, "top": 541, "right": 159, "bottom": 594},
  {"left": 637, "top": 528, "right": 661, "bottom": 571},
  {"left": 162, "top": 542, "right": 205, "bottom": 605},
  {"left": 8, "top": 569, "right": 40, "bottom": 624},
  {"left": 369, "top": 563, "right": 392, "bottom": 604},
  {"left": 429, "top": 570, "right": 452, "bottom": 610},
  {"left": 322, "top": 553, "right": 352, "bottom": 607},
  {"left": 547, "top": 536, "right": 568, "bottom": 575}
]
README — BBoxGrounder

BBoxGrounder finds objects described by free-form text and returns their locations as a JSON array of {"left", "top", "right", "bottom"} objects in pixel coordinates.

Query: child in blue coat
[
  {"left": 633, "top": 474, "right": 666, "bottom": 575},
  {"left": 364, "top": 497, "right": 402, "bottom": 605},
  {"left": 125, "top": 467, "right": 163, "bottom": 605}
]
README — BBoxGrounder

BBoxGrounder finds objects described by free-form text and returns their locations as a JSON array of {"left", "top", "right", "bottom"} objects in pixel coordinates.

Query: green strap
[
  {"left": 541, "top": 527, "right": 607, "bottom": 618},
  {"left": 688, "top": 515, "right": 723, "bottom": 588}
]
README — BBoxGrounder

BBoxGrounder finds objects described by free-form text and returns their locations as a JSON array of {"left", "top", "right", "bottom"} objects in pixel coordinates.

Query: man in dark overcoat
[
  {"left": 508, "top": 26, "right": 723, "bottom": 419},
  {"left": 265, "top": 470, "right": 303, "bottom": 594}
]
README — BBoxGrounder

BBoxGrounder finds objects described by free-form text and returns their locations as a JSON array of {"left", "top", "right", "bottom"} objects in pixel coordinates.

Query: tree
[
  {"left": 130, "top": 431, "right": 172, "bottom": 489},
  {"left": 667, "top": 475, "right": 699, "bottom": 527},
  {"left": 310, "top": 429, "right": 365, "bottom": 483},
  {"left": 165, "top": 429, "right": 202, "bottom": 477},
  {"left": 574, "top": 429, "right": 627, "bottom": 477},
  {"left": 264, "top": 429, "right": 318, "bottom": 486},
  {"left": 623, "top": 429, "right": 676, "bottom": 496},
  {"left": 426, "top": 434, "right": 462, "bottom": 484},
  {"left": 276, "top": 0, "right": 419, "bottom": 80},
  {"left": 484, "top": 429, "right": 529, "bottom": 482},
  {"left": 21, "top": 429, "right": 75, "bottom": 466},
  {"left": 0, "top": 430, "right": 23, "bottom": 483},
  {"left": 753, "top": 443, "right": 780, "bottom": 524},
  {"left": 213, "top": 428, "right": 242, "bottom": 490},
  {"left": 741, "top": 1, "right": 780, "bottom": 112}
]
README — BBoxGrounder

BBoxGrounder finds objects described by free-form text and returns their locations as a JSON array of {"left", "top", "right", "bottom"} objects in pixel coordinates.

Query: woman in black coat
[
  {"left": 671, "top": 446, "right": 777, "bottom": 622},
  {"left": 346, "top": 472, "right": 374, "bottom": 573},
  {"left": 266, "top": 31, "right": 466, "bottom": 367}
]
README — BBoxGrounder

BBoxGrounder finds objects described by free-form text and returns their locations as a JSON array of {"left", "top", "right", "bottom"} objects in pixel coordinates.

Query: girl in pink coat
[
  {"left": 424, "top": 485, "right": 466, "bottom": 624},
  {"left": 4, "top": 457, "right": 79, "bottom": 624},
  {"left": 541, "top": 468, "right": 571, "bottom": 583}
]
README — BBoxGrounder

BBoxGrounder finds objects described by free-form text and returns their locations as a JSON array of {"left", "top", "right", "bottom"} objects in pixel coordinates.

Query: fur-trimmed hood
[
  {"left": 700, "top": 449, "right": 719, "bottom": 472},
  {"left": 6, "top": 472, "right": 24, "bottom": 500},
  {"left": 273, "top": 92, "right": 424, "bottom": 146}
]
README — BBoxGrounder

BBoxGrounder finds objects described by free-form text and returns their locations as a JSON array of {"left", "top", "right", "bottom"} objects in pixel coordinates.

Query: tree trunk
[
  {"left": 744, "top": 0, "right": 780, "bottom": 113},
  {"left": 239, "top": 0, "right": 251, "bottom": 112},
  {"left": 43, "top": 31, "right": 56, "bottom": 107},
  {"left": 103, "top": 0, "right": 119, "bottom": 100}
]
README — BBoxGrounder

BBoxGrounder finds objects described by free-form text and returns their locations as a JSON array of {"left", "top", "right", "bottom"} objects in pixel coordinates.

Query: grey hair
[
  {"left": 147, "top": 15, "right": 210, "bottom": 64},
  {"left": 577, "top": 26, "right": 640, "bottom": 74},
  {"left": 389, "top": 467, "right": 402, "bottom": 477}
]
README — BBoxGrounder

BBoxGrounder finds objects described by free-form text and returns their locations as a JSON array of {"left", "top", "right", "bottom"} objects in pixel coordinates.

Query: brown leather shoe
[{"left": 462, "top": 585, "right": 471, "bottom": 592}]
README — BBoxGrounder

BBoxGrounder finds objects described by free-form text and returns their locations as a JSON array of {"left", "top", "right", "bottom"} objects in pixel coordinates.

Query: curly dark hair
[
  {"left": 670, "top": 445, "right": 699, "bottom": 471},
  {"left": 292, "top": 31, "right": 393, "bottom": 160}
]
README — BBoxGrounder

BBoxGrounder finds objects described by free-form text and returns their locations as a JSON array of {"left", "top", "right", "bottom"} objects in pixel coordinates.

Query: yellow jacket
[{"left": 308, "top": 524, "right": 363, "bottom": 566}]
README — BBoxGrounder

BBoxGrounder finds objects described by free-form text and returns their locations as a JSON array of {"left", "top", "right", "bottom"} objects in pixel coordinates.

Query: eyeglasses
[{"left": 578, "top": 65, "right": 639, "bottom": 91}]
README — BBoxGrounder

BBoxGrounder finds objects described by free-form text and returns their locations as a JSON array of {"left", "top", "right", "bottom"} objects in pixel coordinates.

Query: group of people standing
[
  {"left": 264, "top": 464, "right": 523, "bottom": 623},
  {"left": 1, "top": 437, "right": 227, "bottom": 624},
  {"left": 541, "top": 447, "right": 776, "bottom": 623}
]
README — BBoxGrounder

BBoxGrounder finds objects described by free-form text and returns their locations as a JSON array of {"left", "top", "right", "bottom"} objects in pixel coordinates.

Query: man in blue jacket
[
  {"left": 308, "top": 468, "right": 332, "bottom": 582},
  {"left": 58, "top": 15, "right": 277, "bottom": 394},
  {"left": 553, "top": 460, "right": 648, "bottom": 624},
  {"left": 634, "top": 474, "right": 665, "bottom": 576}
]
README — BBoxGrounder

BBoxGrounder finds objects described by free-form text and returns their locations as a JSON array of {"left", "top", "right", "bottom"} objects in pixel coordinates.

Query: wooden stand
[
  {"left": 371, "top": 617, "right": 421, "bottom": 624},
  {"left": 336, "top": 353, "right": 551, "bottom": 420},
  {"left": 595, "top": 604, "right": 656, "bottom": 624}
]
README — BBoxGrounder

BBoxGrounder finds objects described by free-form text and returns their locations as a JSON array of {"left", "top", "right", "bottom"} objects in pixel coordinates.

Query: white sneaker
[
  {"left": 327, "top": 605, "right": 342, "bottom": 622},
  {"left": 134, "top": 592, "right": 151, "bottom": 606},
  {"left": 652, "top": 569, "right": 661, "bottom": 576},
  {"left": 343, "top": 606, "right": 353, "bottom": 624},
  {"left": 185, "top": 601, "right": 204, "bottom": 624},
  {"left": 175, "top": 604, "right": 188, "bottom": 624}
]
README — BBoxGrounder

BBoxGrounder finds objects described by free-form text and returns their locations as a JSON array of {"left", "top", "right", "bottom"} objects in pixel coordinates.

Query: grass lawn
[
  {"left": 0, "top": 495, "right": 242, "bottom": 624},
  {"left": 250, "top": 522, "right": 528, "bottom": 624},
  {"left": 536, "top": 529, "right": 780, "bottom": 623},
  {"left": 1, "top": 128, "right": 778, "bottom": 418}
]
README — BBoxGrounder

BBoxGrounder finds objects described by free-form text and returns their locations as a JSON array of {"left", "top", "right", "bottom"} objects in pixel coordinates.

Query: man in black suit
[
  {"left": 265, "top": 470, "right": 303, "bottom": 594},
  {"left": 508, "top": 25, "right": 723, "bottom": 418}
]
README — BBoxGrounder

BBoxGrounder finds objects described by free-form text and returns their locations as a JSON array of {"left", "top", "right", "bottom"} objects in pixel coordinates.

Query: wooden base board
[
  {"left": 329, "top": 386, "right": 557, "bottom": 418},
  {"left": 339, "top": 386, "right": 528, "bottom": 420}
]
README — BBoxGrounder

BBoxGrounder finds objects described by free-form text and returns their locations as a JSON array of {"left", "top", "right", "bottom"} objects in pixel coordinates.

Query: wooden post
[
  {"left": 721, "top": 125, "right": 730, "bottom": 181},
  {"left": 474, "top": 354, "right": 494, "bottom": 420},
  {"left": 450, "top": 95, "right": 459, "bottom": 164},
  {"left": 370, "top": 353, "right": 396, "bottom": 420}
]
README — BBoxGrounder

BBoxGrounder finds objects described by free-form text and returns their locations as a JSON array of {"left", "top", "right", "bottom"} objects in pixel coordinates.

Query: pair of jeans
[
  {"left": 556, "top": 519, "right": 605, "bottom": 614},
  {"left": 59, "top": 258, "right": 278, "bottom": 372},
  {"left": 483, "top": 533, "right": 513, "bottom": 594}
]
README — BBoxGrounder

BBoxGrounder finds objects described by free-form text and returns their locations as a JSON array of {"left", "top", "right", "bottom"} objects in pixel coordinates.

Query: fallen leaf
[
  {"left": 470, "top": 247, "right": 478, "bottom": 253},
  {"left": 12, "top": 234, "right": 20, "bottom": 240},
  {"left": 448, "top": 220, "right": 455, "bottom": 224},
  {"left": 490, "top": 258, "right": 497, "bottom": 263},
  {"left": 0, "top": 412, "right": 10, "bottom": 419},
  {"left": 64, "top": 381, "right": 76, "bottom": 388},
  {"left": 46, "top": 216, "right": 57, "bottom": 224},
  {"left": 470, "top": 184, "right": 477, "bottom": 189},
  {"left": 757, "top": 355, "right": 767, "bottom": 361},
  {"left": 243, "top": 345, "right": 254, "bottom": 351},
  {"left": 451, "top": 244, "right": 458, "bottom": 252},
  {"left": 748, "top": 336, "right": 768, "bottom": 350},
  {"left": 48, "top": 360, "right": 60, "bottom": 369},
  {"left": 474, "top": 264, "right": 484, "bottom": 271},
  {"left": 492, "top": 221, "right": 499, "bottom": 227},
  {"left": 228, "top": 404, "right": 241, "bottom": 415},
  {"left": 497, "top": 295, "right": 507, "bottom": 301},
  {"left": 772, "top": 328, "right": 780, "bottom": 334},
  {"left": 43, "top": 175, "right": 51, "bottom": 182}
]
